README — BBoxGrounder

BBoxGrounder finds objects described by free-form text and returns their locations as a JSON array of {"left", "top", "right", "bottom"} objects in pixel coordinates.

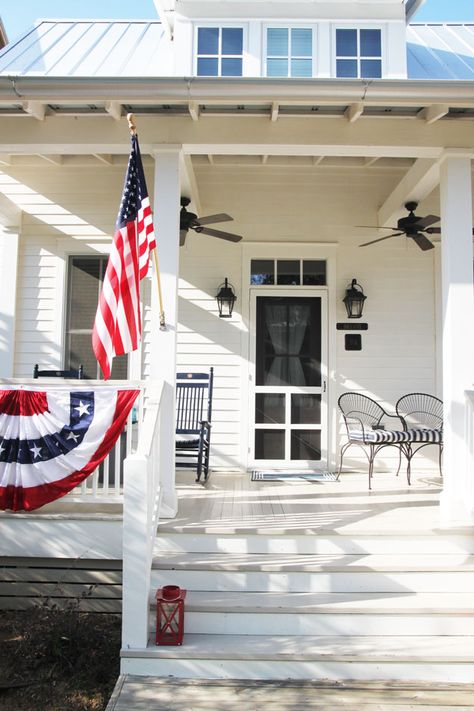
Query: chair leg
[
  {"left": 439, "top": 445, "right": 443, "bottom": 478},
  {"left": 338, "top": 442, "right": 352, "bottom": 479},
  {"left": 368, "top": 445, "right": 375, "bottom": 490}
]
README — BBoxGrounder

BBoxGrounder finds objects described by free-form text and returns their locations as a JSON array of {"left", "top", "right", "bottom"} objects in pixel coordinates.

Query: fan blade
[
  {"left": 197, "top": 213, "right": 233, "bottom": 226},
  {"left": 412, "top": 234, "right": 435, "bottom": 251},
  {"left": 359, "top": 232, "right": 404, "bottom": 247},
  {"left": 198, "top": 227, "right": 242, "bottom": 242},
  {"left": 413, "top": 214, "right": 440, "bottom": 229},
  {"left": 179, "top": 229, "right": 188, "bottom": 246},
  {"left": 425, "top": 227, "right": 441, "bottom": 235},
  {"left": 355, "top": 225, "right": 399, "bottom": 230}
]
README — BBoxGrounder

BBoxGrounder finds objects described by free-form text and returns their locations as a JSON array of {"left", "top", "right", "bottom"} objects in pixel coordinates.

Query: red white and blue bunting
[{"left": 0, "top": 385, "right": 140, "bottom": 512}]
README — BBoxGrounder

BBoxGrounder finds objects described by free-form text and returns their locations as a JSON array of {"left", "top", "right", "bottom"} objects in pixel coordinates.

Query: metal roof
[
  {"left": 0, "top": 20, "right": 474, "bottom": 81},
  {"left": 407, "top": 24, "right": 474, "bottom": 80},
  {"left": 0, "top": 21, "right": 168, "bottom": 77}
]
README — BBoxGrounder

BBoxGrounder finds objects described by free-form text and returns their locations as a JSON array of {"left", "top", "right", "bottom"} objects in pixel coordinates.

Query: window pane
[
  {"left": 222, "top": 27, "right": 243, "bottom": 55},
  {"left": 68, "top": 258, "right": 100, "bottom": 330},
  {"left": 360, "top": 29, "right": 381, "bottom": 57},
  {"left": 267, "top": 28, "right": 288, "bottom": 56},
  {"left": 222, "top": 57, "right": 242, "bottom": 76},
  {"left": 361, "top": 59, "right": 381, "bottom": 78},
  {"left": 255, "top": 429, "right": 285, "bottom": 459},
  {"left": 303, "top": 260, "right": 326, "bottom": 285},
  {"left": 251, "top": 259, "right": 274, "bottom": 285},
  {"left": 291, "top": 430, "right": 321, "bottom": 460},
  {"left": 256, "top": 394, "right": 285, "bottom": 424},
  {"left": 277, "top": 260, "right": 300, "bottom": 285},
  {"left": 67, "top": 333, "right": 98, "bottom": 379},
  {"left": 198, "top": 27, "right": 219, "bottom": 55},
  {"left": 267, "top": 58, "right": 288, "bottom": 77},
  {"left": 336, "top": 29, "right": 357, "bottom": 57},
  {"left": 197, "top": 57, "right": 218, "bottom": 76},
  {"left": 291, "top": 28, "right": 312, "bottom": 56},
  {"left": 337, "top": 59, "right": 358, "bottom": 78},
  {"left": 291, "top": 59, "right": 312, "bottom": 77},
  {"left": 291, "top": 394, "right": 321, "bottom": 425}
]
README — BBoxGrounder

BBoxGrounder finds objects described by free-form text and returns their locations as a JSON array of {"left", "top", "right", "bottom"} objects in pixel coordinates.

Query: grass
[{"left": 0, "top": 603, "right": 121, "bottom": 711}]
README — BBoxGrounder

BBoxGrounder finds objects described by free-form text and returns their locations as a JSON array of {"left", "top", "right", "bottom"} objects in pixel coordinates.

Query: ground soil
[{"left": 0, "top": 606, "right": 121, "bottom": 711}]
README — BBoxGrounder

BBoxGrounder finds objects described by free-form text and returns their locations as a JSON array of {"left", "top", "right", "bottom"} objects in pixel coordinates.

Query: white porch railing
[
  {"left": 465, "top": 389, "right": 474, "bottom": 514},
  {"left": 122, "top": 379, "right": 164, "bottom": 650}
]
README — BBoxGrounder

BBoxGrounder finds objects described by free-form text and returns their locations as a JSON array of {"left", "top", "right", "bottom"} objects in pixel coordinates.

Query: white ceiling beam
[
  {"left": 92, "top": 153, "right": 114, "bottom": 165},
  {"left": 188, "top": 101, "right": 200, "bottom": 121},
  {"left": 179, "top": 153, "right": 201, "bottom": 216},
  {"left": 377, "top": 158, "right": 440, "bottom": 227},
  {"left": 418, "top": 103, "right": 449, "bottom": 125},
  {"left": 22, "top": 101, "right": 45, "bottom": 121},
  {"left": 105, "top": 101, "right": 122, "bottom": 121},
  {"left": 271, "top": 102, "right": 279, "bottom": 122},
  {"left": 345, "top": 102, "right": 364, "bottom": 123},
  {"left": 37, "top": 154, "right": 63, "bottom": 165}
]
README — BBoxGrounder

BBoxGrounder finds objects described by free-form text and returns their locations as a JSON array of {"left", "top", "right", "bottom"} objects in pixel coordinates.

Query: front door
[{"left": 249, "top": 290, "right": 328, "bottom": 469}]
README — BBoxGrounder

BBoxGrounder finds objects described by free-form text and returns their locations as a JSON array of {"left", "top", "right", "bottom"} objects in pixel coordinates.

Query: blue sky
[{"left": 1, "top": 0, "right": 474, "bottom": 41}]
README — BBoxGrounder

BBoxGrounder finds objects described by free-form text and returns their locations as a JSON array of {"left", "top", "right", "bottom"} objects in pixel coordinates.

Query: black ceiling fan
[
  {"left": 179, "top": 197, "right": 242, "bottom": 246},
  {"left": 358, "top": 201, "right": 442, "bottom": 251}
]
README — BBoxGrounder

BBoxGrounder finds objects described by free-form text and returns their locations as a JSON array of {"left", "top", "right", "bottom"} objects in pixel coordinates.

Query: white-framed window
[
  {"left": 250, "top": 259, "right": 327, "bottom": 286},
  {"left": 195, "top": 26, "right": 244, "bottom": 76},
  {"left": 65, "top": 256, "right": 128, "bottom": 379},
  {"left": 335, "top": 27, "right": 382, "bottom": 78},
  {"left": 264, "top": 26, "right": 314, "bottom": 78}
]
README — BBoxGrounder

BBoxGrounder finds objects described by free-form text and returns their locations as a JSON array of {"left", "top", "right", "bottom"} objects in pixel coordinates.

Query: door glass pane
[
  {"left": 303, "top": 260, "right": 326, "bottom": 285},
  {"left": 251, "top": 260, "right": 274, "bottom": 285},
  {"left": 267, "top": 58, "right": 288, "bottom": 77},
  {"left": 198, "top": 27, "right": 219, "bottom": 54},
  {"left": 256, "top": 394, "right": 285, "bottom": 424},
  {"left": 336, "top": 29, "right": 357, "bottom": 56},
  {"left": 291, "top": 28, "right": 312, "bottom": 56},
  {"left": 291, "top": 430, "right": 321, "bottom": 460},
  {"left": 337, "top": 59, "right": 357, "bottom": 77},
  {"left": 360, "top": 29, "right": 381, "bottom": 57},
  {"left": 222, "top": 58, "right": 242, "bottom": 76},
  {"left": 255, "top": 430, "right": 285, "bottom": 459},
  {"left": 291, "top": 394, "right": 321, "bottom": 424},
  {"left": 277, "top": 260, "right": 300, "bottom": 285},
  {"left": 291, "top": 59, "right": 312, "bottom": 77},
  {"left": 222, "top": 27, "right": 243, "bottom": 55},
  {"left": 256, "top": 297, "right": 322, "bottom": 387},
  {"left": 267, "top": 28, "right": 288, "bottom": 56},
  {"left": 361, "top": 59, "right": 381, "bottom": 78}
]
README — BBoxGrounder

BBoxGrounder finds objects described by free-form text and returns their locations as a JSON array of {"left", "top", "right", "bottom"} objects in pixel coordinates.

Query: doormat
[{"left": 251, "top": 471, "right": 339, "bottom": 482}]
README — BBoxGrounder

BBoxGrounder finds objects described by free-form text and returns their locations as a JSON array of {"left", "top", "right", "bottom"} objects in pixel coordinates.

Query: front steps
[{"left": 120, "top": 525, "right": 474, "bottom": 681}]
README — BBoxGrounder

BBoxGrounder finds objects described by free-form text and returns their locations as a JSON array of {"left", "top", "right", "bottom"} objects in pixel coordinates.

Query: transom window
[
  {"left": 266, "top": 27, "right": 313, "bottom": 78},
  {"left": 196, "top": 27, "right": 243, "bottom": 76},
  {"left": 251, "top": 259, "right": 326, "bottom": 286},
  {"left": 65, "top": 256, "right": 128, "bottom": 379},
  {"left": 336, "top": 28, "right": 382, "bottom": 78}
]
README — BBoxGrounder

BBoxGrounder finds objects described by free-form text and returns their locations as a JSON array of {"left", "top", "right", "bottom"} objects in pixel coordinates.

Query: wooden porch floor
[{"left": 164, "top": 469, "right": 451, "bottom": 535}]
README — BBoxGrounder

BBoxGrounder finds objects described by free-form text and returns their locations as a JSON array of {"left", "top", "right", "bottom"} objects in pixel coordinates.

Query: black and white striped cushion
[{"left": 350, "top": 428, "right": 442, "bottom": 444}]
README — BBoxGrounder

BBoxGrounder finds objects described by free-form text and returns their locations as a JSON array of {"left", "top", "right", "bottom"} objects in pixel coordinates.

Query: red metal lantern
[{"left": 155, "top": 585, "right": 187, "bottom": 646}]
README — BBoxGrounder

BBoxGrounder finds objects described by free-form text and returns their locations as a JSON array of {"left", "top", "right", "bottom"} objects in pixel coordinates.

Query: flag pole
[{"left": 127, "top": 112, "right": 166, "bottom": 330}]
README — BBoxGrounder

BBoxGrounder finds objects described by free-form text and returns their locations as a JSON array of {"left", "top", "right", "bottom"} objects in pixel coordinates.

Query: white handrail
[{"left": 122, "top": 379, "right": 164, "bottom": 650}]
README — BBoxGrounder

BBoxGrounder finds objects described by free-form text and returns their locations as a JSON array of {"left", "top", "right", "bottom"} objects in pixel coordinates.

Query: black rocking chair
[
  {"left": 34, "top": 364, "right": 84, "bottom": 379},
  {"left": 176, "top": 368, "right": 214, "bottom": 483}
]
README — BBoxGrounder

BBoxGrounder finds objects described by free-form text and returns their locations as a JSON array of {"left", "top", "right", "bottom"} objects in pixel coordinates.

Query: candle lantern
[{"left": 155, "top": 585, "right": 187, "bottom": 646}]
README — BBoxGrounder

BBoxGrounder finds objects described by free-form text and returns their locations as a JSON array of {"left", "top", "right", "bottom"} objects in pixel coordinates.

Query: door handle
[{"left": 323, "top": 381, "right": 327, "bottom": 393}]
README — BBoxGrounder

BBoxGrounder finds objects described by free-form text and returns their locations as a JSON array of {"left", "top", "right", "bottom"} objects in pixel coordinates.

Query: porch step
[
  {"left": 151, "top": 552, "right": 474, "bottom": 593},
  {"left": 150, "top": 590, "right": 474, "bottom": 636},
  {"left": 120, "top": 633, "right": 474, "bottom": 682}
]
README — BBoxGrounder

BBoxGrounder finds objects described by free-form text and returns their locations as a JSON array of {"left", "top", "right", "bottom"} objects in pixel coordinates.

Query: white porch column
[
  {"left": 439, "top": 154, "right": 474, "bottom": 525},
  {"left": 152, "top": 146, "right": 181, "bottom": 518},
  {"left": 0, "top": 224, "right": 20, "bottom": 377}
]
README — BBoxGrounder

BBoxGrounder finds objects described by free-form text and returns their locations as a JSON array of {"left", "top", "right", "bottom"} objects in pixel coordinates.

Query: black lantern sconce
[
  {"left": 343, "top": 278, "right": 367, "bottom": 319},
  {"left": 216, "top": 278, "right": 237, "bottom": 318}
]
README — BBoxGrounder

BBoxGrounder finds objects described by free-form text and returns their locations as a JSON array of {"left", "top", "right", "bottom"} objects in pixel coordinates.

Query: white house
[{"left": 0, "top": 0, "right": 473, "bottom": 684}]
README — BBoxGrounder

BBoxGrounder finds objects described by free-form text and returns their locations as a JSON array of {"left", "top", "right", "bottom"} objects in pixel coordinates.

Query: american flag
[{"left": 92, "top": 135, "right": 156, "bottom": 379}]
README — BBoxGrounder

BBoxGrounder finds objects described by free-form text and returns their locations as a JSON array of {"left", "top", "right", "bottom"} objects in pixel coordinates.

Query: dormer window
[
  {"left": 335, "top": 28, "right": 382, "bottom": 78},
  {"left": 196, "top": 27, "right": 243, "bottom": 76},
  {"left": 265, "top": 27, "right": 313, "bottom": 78}
]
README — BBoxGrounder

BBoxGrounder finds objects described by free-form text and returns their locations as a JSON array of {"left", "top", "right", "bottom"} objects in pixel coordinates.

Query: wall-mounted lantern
[
  {"left": 216, "top": 278, "right": 237, "bottom": 318},
  {"left": 343, "top": 278, "right": 367, "bottom": 319}
]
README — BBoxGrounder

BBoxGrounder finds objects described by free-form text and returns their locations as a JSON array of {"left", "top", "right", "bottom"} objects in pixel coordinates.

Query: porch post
[
  {"left": 439, "top": 154, "right": 474, "bottom": 525},
  {"left": 152, "top": 146, "right": 181, "bottom": 518},
  {"left": 0, "top": 224, "right": 20, "bottom": 377}
]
